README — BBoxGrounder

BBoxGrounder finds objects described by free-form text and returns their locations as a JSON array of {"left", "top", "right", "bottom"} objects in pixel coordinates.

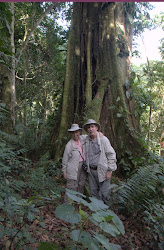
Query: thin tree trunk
[
  {"left": 9, "top": 2, "right": 56, "bottom": 130},
  {"left": 16, "top": 2, "right": 57, "bottom": 66},
  {"left": 11, "top": 2, "right": 16, "bottom": 128},
  {"left": 141, "top": 35, "right": 153, "bottom": 147},
  {"left": 0, "top": 64, "right": 12, "bottom": 133},
  {"left": 23, "top": 51, "right": 27, "bottom": 127},
  {"left": 86, "top": 26, "right": 92, "bottom": 106}
]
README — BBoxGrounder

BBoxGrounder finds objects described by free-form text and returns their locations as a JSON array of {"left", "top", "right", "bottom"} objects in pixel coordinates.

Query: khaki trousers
[
  {"left": 88, "top": 168, "right": 110, "bottom": 205},
  {"left": 64, "top": 162, "right": 87, "bottom": 203}
]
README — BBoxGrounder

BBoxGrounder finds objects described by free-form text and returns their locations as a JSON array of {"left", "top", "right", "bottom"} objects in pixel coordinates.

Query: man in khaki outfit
[{"left": 83, "top": 119, "right": 117, "bottom": 205}]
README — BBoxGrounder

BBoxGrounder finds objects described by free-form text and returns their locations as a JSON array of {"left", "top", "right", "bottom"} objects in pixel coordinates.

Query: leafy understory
[{"left": 54, "top": 189, "right": 124, "bottom": 250}]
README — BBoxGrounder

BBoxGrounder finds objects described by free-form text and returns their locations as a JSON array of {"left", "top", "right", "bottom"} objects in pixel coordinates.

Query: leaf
[
  {"left": 66, "top": 192, "right": 83, "bottom": 203},
  {"left": 93, "top": 232, "right": 121, "bottom": 250},
  {"left": 158, "top": 241, "right": 164, "bottom": 250},
  {"left": 158, "top": 175, "right": 164, "bottom": 184},
  {"left": 108, "top": 243, "right": 121, "bottom": 250},
  {"left": 89, "top": 197, "right": 108, "bottom": 211},
  {"left": 93, "top": 233, "right": 111, "bottom": 250},
  {"left": 110, "top": 212, "right": 125, "bottom": 235},
  {"left": 27, "top": 212, "right": 35, "bottom": 222},
  {"left": 116, "top": 97, "right": 120, "bottom": 102},
  {"left": 92, "top": 213, "right": 106, "bottom": 223},
  {"left": 0, "top": 201, "right": 4, "bottom": 208},
  {"left": 92, "top": 211, "right": 113, "bottom": 223},
  {"left": 0, "top": 216, "right": 4, "bottom": 221},
  {"left": 109, "top": 184, "right": 118, "bottom": 190},
  {"left": 41, "top": 234, "right": 50, "bottom": 241},
  {"left": 65, "top": 188, "right": 86, "bottom": 198},
  {"left": 0, "top": 231, "right": 4, "bottom": 238},
  {"left": 99, "top": 222, "right": 120, "bottom": 237},
  {"left": 79, "top": 208, "right": 88, "bottom": 219},
  {"left": 71, "top": 230, "right": 100, "bottom": 250},
  {"left": 98, "top": 210, "right": 124, "bottom": 235},
  {"left": 108, "top": 105, "right": 116, "bottom": 110},
  {"left": 65, "top": 188, "right": 86, "bottom": 203},
  {"left": 148, "top": 185, "right": 156, "bottom": 192},
  {"left": 70, "top": 229, "right": 81, "bottom": 241},
  {"left": 38, "top": 242, "right": 61, "bottom": 250},
  {"left": 55, "top": 204, "right": 81, "bottom": 224},
  {"left": 39, "top": 222, "right": 46, "bottom": 228},
  {"left": 116, "top": 113, "right": 122, "bottom": 118}
]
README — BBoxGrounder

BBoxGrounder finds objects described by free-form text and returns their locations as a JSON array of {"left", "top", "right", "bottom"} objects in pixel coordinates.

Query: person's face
[
  {"left": 86, "top": 124, "right": 98, "bottom": 138},
  {"left": 71, "top": 130, "right": 81, "bottom": 141}
]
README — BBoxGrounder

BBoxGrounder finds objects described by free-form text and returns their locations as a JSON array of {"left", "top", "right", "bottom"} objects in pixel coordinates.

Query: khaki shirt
[
  {"left": 84, "top": 133, "right": 117, "bottom": 182},
  {"left": 62, "top": 135, "right": 87, "bottom": 180}
]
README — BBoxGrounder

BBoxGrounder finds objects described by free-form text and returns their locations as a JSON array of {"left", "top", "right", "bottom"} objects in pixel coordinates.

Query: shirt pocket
[{"left": 98, "top": 164, "right": 107, "bottom": 177}]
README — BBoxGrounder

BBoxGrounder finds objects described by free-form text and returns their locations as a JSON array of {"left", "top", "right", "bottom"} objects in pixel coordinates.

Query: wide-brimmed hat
[
  {"left": 83, "top": 119, "right": 100, "bottom": 131},
  {"left": 68, "top": 124, "right": 82, "bottom": 132}
]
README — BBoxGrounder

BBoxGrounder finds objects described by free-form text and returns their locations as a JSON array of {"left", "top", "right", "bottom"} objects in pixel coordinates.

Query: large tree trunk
[
  {"left": 0, "top": 64, "right": 12, "bottom": 133},
  {"left": 53, "top": 2, "right": 145, "bottom": 173}
]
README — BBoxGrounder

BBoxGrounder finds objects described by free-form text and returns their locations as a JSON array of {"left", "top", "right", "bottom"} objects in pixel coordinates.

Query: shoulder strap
[{"left": 78, "top": 150, "right": 85, "bottom": 161}]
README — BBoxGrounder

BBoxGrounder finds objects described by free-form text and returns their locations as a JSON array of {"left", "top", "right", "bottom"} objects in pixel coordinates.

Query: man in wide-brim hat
[
  {"left": 62, "top": 124, "right": 87, "bottom": 203},
  {"left": 83, "top": 119, "right": 117, "bottom": 205}
]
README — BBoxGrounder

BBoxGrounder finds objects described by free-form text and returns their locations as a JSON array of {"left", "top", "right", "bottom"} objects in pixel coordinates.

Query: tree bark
[
  {"left": 11, "top": 2, "right": 16, "bottom": 128},
  {"left": 0, "top": 64, "right": 12, "bottom": 133},
  {"left": 53, "top": 2, "right": 146, "bottom": 173}
]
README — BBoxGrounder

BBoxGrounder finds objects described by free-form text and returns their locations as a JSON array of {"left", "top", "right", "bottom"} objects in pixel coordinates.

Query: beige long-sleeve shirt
[{"left": 62, "top": 135, "right": 87, "bottom": 180}]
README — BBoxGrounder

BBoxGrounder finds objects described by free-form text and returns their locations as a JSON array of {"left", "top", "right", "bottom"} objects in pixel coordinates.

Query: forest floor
[
  {"left": 26, "top": 183, "right": 156, "bottom": 250},
  {"left": 27, "top": 202, "right": 155, "bottom": 250},
  {"left": 0, "top": 181, "right": 157, "bottom": 250}
]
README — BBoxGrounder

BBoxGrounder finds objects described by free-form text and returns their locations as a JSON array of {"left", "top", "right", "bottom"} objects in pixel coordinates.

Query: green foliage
[
  {"left": 144, "top": 203, "right": 164, "bottom": 249},
  {"left": 130, "top": 61, "right": 164, "bottom": 154},
  {"left": 0, "top": 196, "right": 39, "bottom": 248},
  {"left": 12, "top": 2, "right": 69, "bottom": 150},
  {"left": 0, "top": 103, "right": 10, "bottom": 127},
  {"left": 26, "top": 162, "right": 63, "bottom": 197},
  {"left": 154, "top": 11, "right": 164, "bottom": 61},
  {"left": 52, "top": 189, "right": 124, "bottom": 250},
  {"left": 117, "top": 160, "right": 164, "bottom": 247},
  {"left": 38, "top": 242, "right": 62, "bottom": 250},
  {"left": 118, "top": 163, "right": 163, "bottom": 212},
  {"left": 0, "top": 107, "right": 63, "bottom": 248},
  {"left": 0, "top": 117, "right": 37, "bottom": 247},
  {"left": 124, "top": 2, "right": 154, "bottom": 36},
  {"left": 55, "top": 203, "right": 81, "bottom": 224},
  {"left": 0, "top": 2, "right": 12, "bottom": 64}
]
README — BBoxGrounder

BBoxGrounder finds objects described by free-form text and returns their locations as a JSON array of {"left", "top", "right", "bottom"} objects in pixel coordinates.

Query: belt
[{"left": 90, "top": 165, "right": 97, "bottom": 170}]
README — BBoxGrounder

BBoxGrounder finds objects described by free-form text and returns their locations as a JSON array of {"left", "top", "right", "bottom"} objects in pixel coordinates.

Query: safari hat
[
  {"left": 83, "top": 119, "right": 100, "bottom": 131},
  {"left": 68, "top": 124, "right": 82, "bottom": 132}
]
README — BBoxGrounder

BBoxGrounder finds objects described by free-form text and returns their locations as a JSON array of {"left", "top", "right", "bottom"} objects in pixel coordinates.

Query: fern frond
[{"left": 118, "top": 164, "right": 163, "bottom": 213}]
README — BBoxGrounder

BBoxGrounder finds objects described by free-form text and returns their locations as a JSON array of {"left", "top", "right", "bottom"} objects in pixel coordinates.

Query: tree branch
[{"left": 16, "top": 2, "right": 57, "bottom": 66}]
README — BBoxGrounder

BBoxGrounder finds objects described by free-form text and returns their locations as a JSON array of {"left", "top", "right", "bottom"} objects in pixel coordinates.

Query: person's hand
[
  {"left": 64, "top": 172, "right": 67, "bottom": 179},
  {"left": 106, "top": 171, "right": 112, "bottom": 180}
]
